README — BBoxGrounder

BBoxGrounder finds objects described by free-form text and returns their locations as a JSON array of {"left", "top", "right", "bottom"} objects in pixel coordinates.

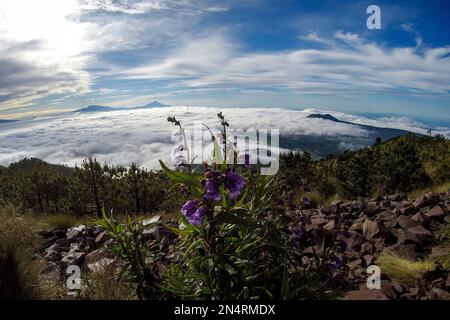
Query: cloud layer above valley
[{"left": 0, "top": 106, "right": 448, "bottom": 169}]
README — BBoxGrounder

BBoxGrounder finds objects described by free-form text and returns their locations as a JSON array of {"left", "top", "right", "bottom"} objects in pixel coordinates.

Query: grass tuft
[{"left": 377, "top": 250, "right": 435, "bottom": 285}]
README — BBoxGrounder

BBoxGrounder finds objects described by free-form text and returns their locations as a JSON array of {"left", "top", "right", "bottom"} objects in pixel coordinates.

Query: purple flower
[
  {"left": 190, "top": 206, "right": 208, "bottom": 225},
  {"left": 224, "top": 171, "right": 245, "bottom": 199},
  {"left": 180, "top": 200, "right": 208, "bottom": 225},
  {"left": 181, "top": 200, "right": 197, "bottom": 219},
  {"left": 204, "top": 179, "right": 221, "bottom": 202}
]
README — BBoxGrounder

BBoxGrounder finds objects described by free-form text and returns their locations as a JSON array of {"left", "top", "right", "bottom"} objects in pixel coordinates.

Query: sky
[{"left": 0, "top": 0, "right": 449, "bottom": 121}]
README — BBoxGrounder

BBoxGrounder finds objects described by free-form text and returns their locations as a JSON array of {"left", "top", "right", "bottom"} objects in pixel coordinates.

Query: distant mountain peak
[
  {"left": 74, "top": 100, "right": 171, "bottom": 113},
  {"left": 136, "top": 100, "right": 170, "bottom": 109},
  {"left": 307, "top": 113, "right": 340, "bottom": 122},
  {"left": 75, "top": 105, "right": 114, "bottom": 113}
]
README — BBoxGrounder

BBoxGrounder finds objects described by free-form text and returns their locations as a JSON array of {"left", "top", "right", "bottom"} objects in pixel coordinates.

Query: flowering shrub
[
  {"left": 159, "top": 113, "right": 346, "bottom": 299},
  {"left": 100, "top": 112, "right": 348, "bottom": 300}
]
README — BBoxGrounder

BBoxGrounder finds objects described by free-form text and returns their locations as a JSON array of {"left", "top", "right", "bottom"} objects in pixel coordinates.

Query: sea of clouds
[{"left": 0, "top": 106, "right": 448, "bottom": 169}]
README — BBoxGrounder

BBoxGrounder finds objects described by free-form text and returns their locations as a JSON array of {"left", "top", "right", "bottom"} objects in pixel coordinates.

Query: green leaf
[
  {"left": 164, "top": 223, "right": 192, "bottom": 237},
  {"left": 213, "top": 213, "right": 255, "bottom": 227}
]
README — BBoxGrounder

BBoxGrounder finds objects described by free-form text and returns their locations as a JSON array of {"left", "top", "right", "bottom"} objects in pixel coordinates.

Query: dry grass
[
  {"left": 407, "top": 182, "right": 450, "bottom": 199},
  {"left": 35, "top": 214, "right": 94, "bottom": 231},
  {"left": 80, "top": 268, "right": 136, "bottom": 300},
  {"left": 0, "top": 209, "right": 61, "bottom": 299},
  {"left": 377, "top": 250, "right": 435, "bottom": 285}
]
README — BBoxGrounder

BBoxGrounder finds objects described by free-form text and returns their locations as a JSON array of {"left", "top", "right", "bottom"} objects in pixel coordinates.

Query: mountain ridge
[{"left": 75, "top": 101, "right": 170, "bottom": 113}]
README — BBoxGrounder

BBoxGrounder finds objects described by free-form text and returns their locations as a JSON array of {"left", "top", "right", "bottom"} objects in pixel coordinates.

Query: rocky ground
[{"left": 39, "top": 192, "right": 450, "bottom": 300}]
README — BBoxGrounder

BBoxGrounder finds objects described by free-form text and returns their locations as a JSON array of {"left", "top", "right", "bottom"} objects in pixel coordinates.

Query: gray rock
[
  {"left": 85, "top": 258, "right": 115, "bottom": 273},
  {"left": 360, "top": 242, "right": 373, "bottom": 255},
  {"left": 55, "top": 238, "right": 70, "bottom": 247},
  {"left": 142, "top": 215, "right": 161, "bottom": 226},
  {"left": 407, "top": 225, "right": 432, "bottom": 240},
  {"left": 44, "top": 248, "right": 61, "bottom": 262},
  {"left": 399, "top": 205, "right": 416, "bottom": 215},
  {"left": 60, "top": 251, "right": 86, "bottom": 267},
  {"left": 411, "top": 212, "right": 424, "bottom": 225},
  {"left": 348, "top": 259, "right": 362, "bottom": 269},
  {"left": 391, "top": 281, "right": 403, "bottom": 294},
  {"left": 310, "top": 217, "right": 328, "bottom": 226},
  {"left": 363, "top": 254, "right": 374, "bottom": 266},
  {"left": 425, "top": 206, "right": 445, "bottom": 219},
  {"left": 363, "top": 219, "right": 384, "bottom": 240},
  {"left": 381, "top": 280, "right": 397, "bottom": 299},
  {"left": 95, "top": 231, "right": 111, "bottom": 245},
  {"left": 430, "top": 288, "right": 450, "bottom": 300},
  {"left": 397, "top": 229, "right": 422, "bottom": 246},
  {"left": 142, "top": 226, "right": 163, "bottom": 241},
  {"left": 66, "top": 225, "right": 87, "bottom": 240},
  {"left": 378, "top": 210, "right": 395, "bottom": 222},
  {"left": 83, "top": 248, "right": 107, "bottom": 268},
  {"left": 396, "top": 215, "right": 418, "bottom": 229}
]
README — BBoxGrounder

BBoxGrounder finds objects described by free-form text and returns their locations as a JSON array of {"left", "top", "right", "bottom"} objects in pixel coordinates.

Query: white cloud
[
  {"left": 333, "top": 30, "right": 360, "bottom": 43},
  {"left": 0, "top": 0, "right": 229, "bottom": 112},
  {"left": 0, "top": 0, "right": 92, "bottom": 110},
  {"left": 0, "top": 106, "right": 447, "bottom": 169},
  {"left": 124, "top": 33, "right": 450, "bottom": 96},
  {"left": 297, "top": 32, "right": 333, "bottom": 46}
]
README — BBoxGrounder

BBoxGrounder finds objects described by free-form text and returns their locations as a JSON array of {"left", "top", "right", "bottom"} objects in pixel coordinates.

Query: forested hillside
[
  {"left": 0, "top": 134, "right": 449, "bottom": 218},
  {"left": 277, "top": 134, "right": 450, "bottom": 206},
  {"left": 0, "top": 158, "right": 180, "bottom": 217}
]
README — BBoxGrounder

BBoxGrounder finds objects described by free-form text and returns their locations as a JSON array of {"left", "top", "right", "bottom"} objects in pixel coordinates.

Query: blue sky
[{"left": 0, "top": 0, "right": 449, "bottom": 121}]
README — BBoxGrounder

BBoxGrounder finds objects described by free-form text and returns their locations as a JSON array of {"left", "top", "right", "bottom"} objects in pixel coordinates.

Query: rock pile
[
  {"left": 39, "top": 192, "right": 450, "bottom": 300},
  {"left": 40, "top": 224, "right": 115, "bottom": 282},
  {"left": 39, "top": 216, "right": 180, "bottom": 287},
  {"left": 295, "top": 192, "right": 450, "bottom": 300}
]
